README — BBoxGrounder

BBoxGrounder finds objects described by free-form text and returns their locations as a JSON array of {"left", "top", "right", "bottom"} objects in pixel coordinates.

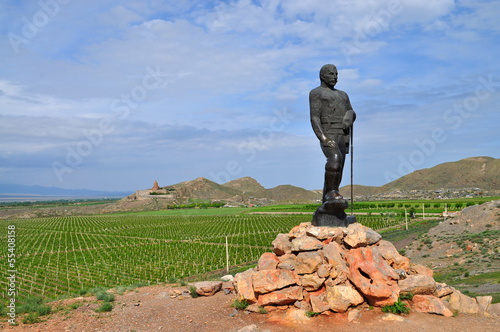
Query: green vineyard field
[{"left": 1, "top": 213, "right": 423, "bottom": 300}]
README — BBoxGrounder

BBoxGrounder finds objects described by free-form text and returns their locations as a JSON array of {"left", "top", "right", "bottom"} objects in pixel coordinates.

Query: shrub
[
  {"left": 305, "top": 311, "right": 321, "bottom": 317},
  {"left": 95, "top": 303, "right": 113, "bottom": 313},
  {"left": 189, "top": 286, "right": 198, "bottom": 298},
  {"left": 399, "top": 292, "right": 414, "bottom": 301},
  {"left": 17, "top": 296, "right": 51, "bottom": 316},
  {"left": 381, "top": 298, "right": 410, "bottom": 315},
  {"left": 231, "top": 298, "right": 249, "bottom": 310},
  {"left": 258, "top": 306, "right": 267, "bottom": 314},
  {"left": 180, "top": 280, "right": 187, "bottom": 286},
  {"left": 22, "top": 312, "right": 39, "bottom": 324},
  {"left": 78, "top": 288, "right": 88, "bottom": 296},
  {"left": 168, "top": 276, "right": 178, "bottom": 284},
  {"left": 96, "top": 291, "right": 115, "bottom": 302}
]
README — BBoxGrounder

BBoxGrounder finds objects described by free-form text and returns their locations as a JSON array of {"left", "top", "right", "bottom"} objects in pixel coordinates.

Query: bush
[
  {"left": 381, "top": 298, "right": 410, "bottom": 315},
  {"left": 399, "top": 292, "right": 414, "bottom": 301},
  {"left": 95, "top": 303, "right": 113, "bottom": 313},
  {"left": 189, "top": 286, "right": 198, "bottom": 298},
  {"left": 17, "top": 296, "right": 51, "bottom": 316},
  {"left": 231, "top": 298, "right": 249, "bottom": 310},
  {"left": 168, "top": 276, "right": 178, "bottom": 284},
  {"left": 96, "top": 291, "right": 115, "bottom": 302},
  {"left": 305, "top": 311, "right": 321, "bottom": 317}
]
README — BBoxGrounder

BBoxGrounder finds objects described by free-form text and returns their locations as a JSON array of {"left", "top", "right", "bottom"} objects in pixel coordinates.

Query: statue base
[{"left": 312, "top": 197, "right": 356, "bottom": 227}]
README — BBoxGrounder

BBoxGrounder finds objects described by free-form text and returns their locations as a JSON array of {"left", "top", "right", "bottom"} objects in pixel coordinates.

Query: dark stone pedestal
[{"left": 312, "top": 198, "right": 356, "bottom": 227}]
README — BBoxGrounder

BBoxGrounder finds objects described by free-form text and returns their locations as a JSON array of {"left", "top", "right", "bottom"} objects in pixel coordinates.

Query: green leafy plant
[
  {"left": 399, "top": 292, "right": 414, "bottom": 301},
  {"left": 381, "top": 298, "right": 410, "bottom": 315},
  {"left": 305, "top": 311, "right": 321, "bottom": 317},
  {"left": 168, "top": 276, "right": 178, "bottom": 284},
  {"left": 231, "top": 298, "right": 249, "bottom": 310},
  {"left": 258, "top": 306, "right": 267, "bottom": 314},
  {"left": 189, "top": 286, "right": 198, "bottom": 298}
]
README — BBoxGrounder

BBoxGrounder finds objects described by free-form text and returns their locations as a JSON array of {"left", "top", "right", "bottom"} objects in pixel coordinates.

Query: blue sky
[{"left": 0, "top": 0, "right": 499, "bottom": 192}]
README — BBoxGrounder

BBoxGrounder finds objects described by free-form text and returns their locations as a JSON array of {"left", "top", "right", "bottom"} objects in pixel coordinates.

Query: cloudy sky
[{"left": 1, "top": 0, "right": 499, "bottom": 192}]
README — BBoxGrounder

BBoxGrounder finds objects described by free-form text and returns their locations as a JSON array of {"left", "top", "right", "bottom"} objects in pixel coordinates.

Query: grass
[
  {"left": 117, "top": 207, "right": 249, "bottom": 216},
  {"left": 95, "top": 303, "right": 113, "bottom": 313},
  {"left": 189, "top": 286, "right": 198, "bottom": 298},
  {"left": 305, "top": 311, "right": 321, "bottom": 317},
  {"left": 96, "top": 291, "right": 115, "bottom": 302}
]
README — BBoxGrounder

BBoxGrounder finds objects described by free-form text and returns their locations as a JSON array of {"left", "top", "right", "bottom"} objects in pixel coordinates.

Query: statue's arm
[
  {"left": 310, "top": 90, "right": 333, "bottom": 146},
  {"left": 343, "top": 94, "right": 356, "bottom": 129}
]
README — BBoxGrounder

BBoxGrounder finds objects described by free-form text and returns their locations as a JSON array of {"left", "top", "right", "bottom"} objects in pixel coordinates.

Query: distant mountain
[
  {"left": 0, "top": 183, "right": 132, "bottom": 198},
  {"left": 162, "top": 177, "right": 321, "bottom": 204}
]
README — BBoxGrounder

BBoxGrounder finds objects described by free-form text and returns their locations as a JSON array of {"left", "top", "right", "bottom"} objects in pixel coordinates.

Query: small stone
[
  {"left": 221, "top": 275, "right": 234, "bottom": 282},
  {"left": 285, "top": 308, "right": 310, "bottom": 322},
  {"left": 374, "top": 240, "right": 410, "bottom": 272},
  {"left": 317, "top": 264, "right": 332, "bottom": 278},
  {"left": 194, "top": 281, "right": 222, "bottom": 296},
  {"left": 488, "top": 303, "right": 500, "bottom": 315},
  {"left": 310, "top": 291, "right": 330, "bottom": 313},
  {"left": 381, "top": 313, "right": 405, "bottom": 322},
  {"left": 245, "top": 304, "right": 262, "bottom": 313},
  {"left": 347, "top": 308, "right": 362, "bottom": 322}
]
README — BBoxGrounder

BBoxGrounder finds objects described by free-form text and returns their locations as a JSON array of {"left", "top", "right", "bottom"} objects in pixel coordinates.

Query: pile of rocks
[{"left": 233, "top": 222, "right": 496, "bottom": 316}]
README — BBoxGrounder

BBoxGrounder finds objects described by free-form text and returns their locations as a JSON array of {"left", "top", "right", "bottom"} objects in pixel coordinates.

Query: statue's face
[{"left": 320, "top": 65, "right": 338, "bottom": 88}]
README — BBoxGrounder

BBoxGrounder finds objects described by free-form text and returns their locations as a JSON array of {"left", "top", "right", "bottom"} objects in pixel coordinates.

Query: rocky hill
[
  {"left": 161, "top": 177, "right": 322, "bottom": 204},
  {"left": 341, "top": 157, "right": 500, "bottom": 197}
]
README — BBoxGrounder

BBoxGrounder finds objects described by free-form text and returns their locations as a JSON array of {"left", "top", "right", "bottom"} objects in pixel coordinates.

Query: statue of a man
[{"left": 310, "top": 64, "right": 356, "bottom": 226}]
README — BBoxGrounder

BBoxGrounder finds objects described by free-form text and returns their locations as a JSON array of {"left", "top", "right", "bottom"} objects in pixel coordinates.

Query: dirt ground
[{"left": 2, "top": 285, "right": 499, "bottom": 332}]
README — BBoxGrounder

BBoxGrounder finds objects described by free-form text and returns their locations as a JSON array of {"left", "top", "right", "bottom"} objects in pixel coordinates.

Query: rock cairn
[{"left": 233, "top": 222, "right": 493, "bottom": 316}]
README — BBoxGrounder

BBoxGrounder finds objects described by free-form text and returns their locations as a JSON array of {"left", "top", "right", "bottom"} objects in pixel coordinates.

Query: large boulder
[
  {"left": 288, "top": 222, "right": 312, "bottom": 239},
  {"left": 345, "top": 247, "right": 399, "bottom": 306},
  {"left": 295, "top": 251, "right": 324, "bottom": 275},
  {"left": 277, "top": 253, "right": 297, "bottom": 270},
  {"left": 291, "top": 235, "right": 323, "bottom": 252},
  {"left": 449, "top": 290, "right": 479, "bottom": 314},
  {"left": 257, "top": 252, "right": 279, "bottom": 270},
  {"left": 306, "top": 226, "right": 346, "bottom": 241},
  {"left": 322, "top": 241, "right": 349, "bottom": 283},
  {"left": 272, "top": 234, "right": 292, "bottom": 256},
  {"left": 374, "top": 240, "right": 410, "bottom": 272},
  {"left": 476, "top": 296, "right": 492, "bottom": 312},
  {"left": 252, "top": 269, "right": 299, "bottom": 294},
  {"left": 298, "top": 273, "right": 325, "bottom": 291},
  {"left": 398, "top": 275, "right": 437, "bottom": 295},
  {"left": 409, "top": 263, "right": 434, "bottom": 277},
  {"left": 233, "top": 269, "right": 257, "bottom": 302},
  {"left": 194, "top": 281, "right": 222, "bottom": 296},
  {"left": 434, "top": 282, "right": 454, "bottom": 298},
  {"left": 344, "top": 223, "right": 382, "bottom": 248},
  {"left": 257, "top": 286, "right": 303, "bottom": 306},
  {"left": 412, "top": 295, "right": 453, "bottom": 317},
  {"left": 326, "top": 285, "right": 364, "bottom": 313},
  {"left": 309, "top": 288, "right": 330, "bottom": 313}
]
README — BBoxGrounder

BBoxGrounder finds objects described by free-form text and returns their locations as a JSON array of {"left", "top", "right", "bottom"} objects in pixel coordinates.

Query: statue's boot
[{"left": 323, "top": 170, "right": 343, "bottom": 211}]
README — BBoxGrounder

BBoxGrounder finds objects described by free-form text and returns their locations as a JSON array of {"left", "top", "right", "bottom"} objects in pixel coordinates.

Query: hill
[
  {"left": 382, "top": 156, "right": 499, "bottom": 191},
  {"left": 340, "top": 157, "right": 500, "bottom": 197},
  {"left": 222, "top": 177, "right": 266, "bottom": 194}
]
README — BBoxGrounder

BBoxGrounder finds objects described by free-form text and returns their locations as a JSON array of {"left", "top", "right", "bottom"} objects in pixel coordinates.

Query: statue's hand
[{"left": 323, "top": 138, "right": 336, "bottom": 148}]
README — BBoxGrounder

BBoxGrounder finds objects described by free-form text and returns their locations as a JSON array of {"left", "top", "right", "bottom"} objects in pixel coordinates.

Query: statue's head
[{"left": 319, "top": 64, "right": 338, "bottom": 88}]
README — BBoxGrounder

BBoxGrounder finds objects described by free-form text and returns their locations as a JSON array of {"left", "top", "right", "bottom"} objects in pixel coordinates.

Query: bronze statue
[{"left": 310, "top": 64, "right": 356, "bottom": 227}]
